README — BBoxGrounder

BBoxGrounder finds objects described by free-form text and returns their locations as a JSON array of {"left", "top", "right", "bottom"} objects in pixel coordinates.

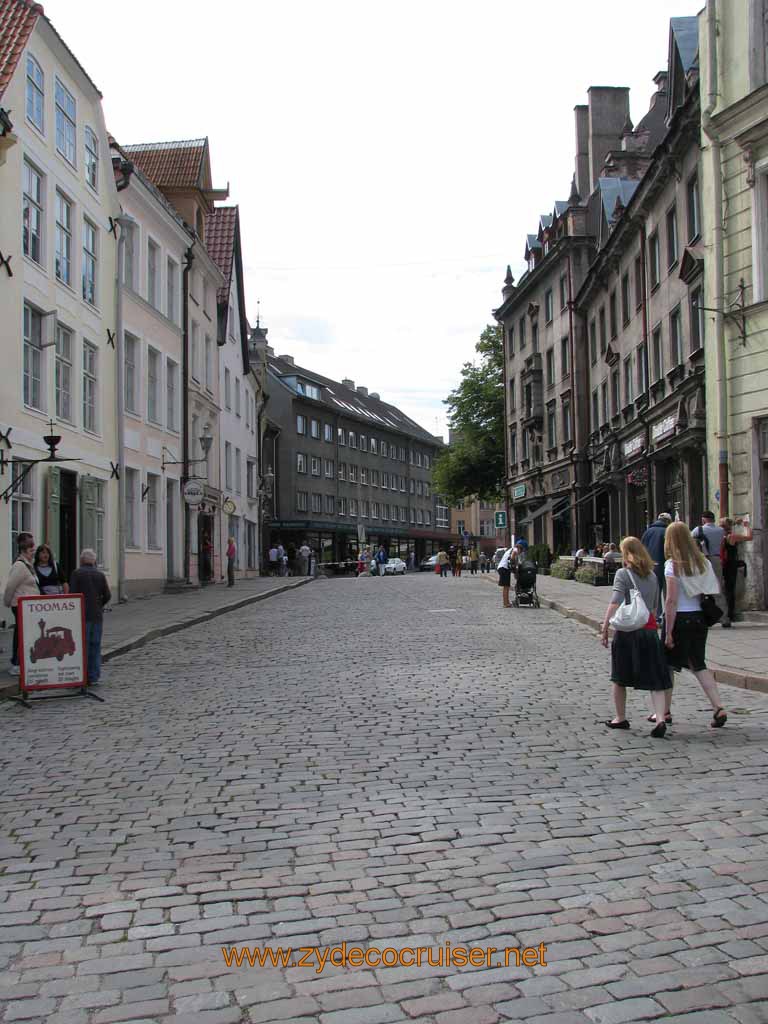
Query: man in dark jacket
[
  {"left": 70, "top": 548, "right": 111, "bottom": 685},
  {"left": 641, "top": 512, "right": 672, "bottom": 614}
]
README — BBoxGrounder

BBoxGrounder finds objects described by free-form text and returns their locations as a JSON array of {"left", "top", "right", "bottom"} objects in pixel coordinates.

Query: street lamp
[{"left": 199, "top": 423, "right": 213, "bottom": 459}]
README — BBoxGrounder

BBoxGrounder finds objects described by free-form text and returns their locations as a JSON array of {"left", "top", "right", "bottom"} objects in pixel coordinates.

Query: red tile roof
[
  {"left": 0, "top": 0, "right": 42, "bottom": 102},
  {"left": 122, "top": 138, "right": 208, "bottom": 190},
  {"left": 205, "top": 205, "right": 238, "bottom": 304}
]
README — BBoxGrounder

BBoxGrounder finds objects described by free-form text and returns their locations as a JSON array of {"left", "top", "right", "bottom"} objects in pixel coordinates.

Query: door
[
  {"left": 197, "top": 512, "right": 214, "bottom": 582},
  {"left": 166, "top": 480, "right": 176, "bottom": 579},
  {"left": 58, "top": 470, "right": 77, "bottom": 582}
]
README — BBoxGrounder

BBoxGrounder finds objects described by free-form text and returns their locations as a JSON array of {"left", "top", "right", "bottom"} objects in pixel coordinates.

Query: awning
[
  {"left": 517, "top": 496, "right": 570, "bottom": 527},
  {"left": 573, "top": 485, "right": 608, "bottom": 508}
]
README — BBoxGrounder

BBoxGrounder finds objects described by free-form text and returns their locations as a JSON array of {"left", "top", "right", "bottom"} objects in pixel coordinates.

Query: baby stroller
[{"left": 514, "top": 558, "right": 540, "bottom": 608}]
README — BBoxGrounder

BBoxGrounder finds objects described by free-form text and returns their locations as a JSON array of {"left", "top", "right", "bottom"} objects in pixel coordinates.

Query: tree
[{"left": 433, "top": 324, "right": 505, "bottom": 504}]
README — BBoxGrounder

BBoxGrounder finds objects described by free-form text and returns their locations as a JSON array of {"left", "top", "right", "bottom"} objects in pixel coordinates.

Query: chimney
[
  {"left": 574, "top": 105, "right": 590, "bottom": 202},
  {"left": 369, "top": 392, "right": 380, "bottom": 400},
  {"left": 278, "top": 354, "right": 294, "bottom": 365},
  {"left": 342, "top": 378, "right": 355, "bottom": 389},
  {"left": 587, "top": 86, "right": 630, "bottom": 195},
  {"left": 356, "top": 386, "right": 368, "bottom": 397}
]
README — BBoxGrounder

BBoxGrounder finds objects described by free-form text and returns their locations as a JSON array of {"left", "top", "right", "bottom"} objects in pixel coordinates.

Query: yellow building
[{"left": 699, "top": 0, "right": 768, "bottom": 608}]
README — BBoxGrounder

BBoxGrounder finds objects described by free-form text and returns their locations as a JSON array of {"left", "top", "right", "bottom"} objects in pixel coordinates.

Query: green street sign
[{"left": 494, "top": 511, "right": 507, "bottom": 529}]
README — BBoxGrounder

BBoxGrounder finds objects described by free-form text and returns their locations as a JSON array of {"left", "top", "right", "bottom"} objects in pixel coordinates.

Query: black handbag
[{"left": 700, "top": 594, "right": 723, "bottom": 627}]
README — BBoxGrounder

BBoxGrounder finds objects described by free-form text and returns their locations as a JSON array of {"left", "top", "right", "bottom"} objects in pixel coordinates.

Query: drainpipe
[
  {"left": 115, "top": 212, "right": 135, "bottom": 604},
  {"left": 639, "top": 223, "right": 653, "bottom": 527},
  {"left": 701, "top": 0, "right": 729, "bottom": 515},
  {"left": 498, "top": 315, "right": 512, "bottom": 547},
  {"left": 566, "top": 248, "right": 582, "bottom": 545},
  {"left": 182, "top": 244, "right": 195, "bottom": 584}
]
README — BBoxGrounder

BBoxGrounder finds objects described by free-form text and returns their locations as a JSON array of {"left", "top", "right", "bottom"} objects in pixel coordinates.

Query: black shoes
[
  {"left": 650, "top": 721, "right": 667, "bottom": 739},
  {"left": 605, "top": 720, "right": 630, "bottom": 729}
]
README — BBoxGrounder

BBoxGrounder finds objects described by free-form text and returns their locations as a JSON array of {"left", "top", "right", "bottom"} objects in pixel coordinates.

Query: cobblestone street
[{"left": 2, "top": 574, "right": 768, "bottom": 1024}]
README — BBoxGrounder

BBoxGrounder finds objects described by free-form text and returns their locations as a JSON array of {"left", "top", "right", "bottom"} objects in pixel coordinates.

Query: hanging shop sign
[
  {"left": 222, "top": 497, "right": 236, "bottom": 515},
  {"left": 652, "top": 414, "right": 676, "bottom": 443},
  {"left": 18, "top": 594, "right": 86, "bottom": 694},
  {"left": 183, "top": 480, "right": 205, "bottom": 505},
  {"left": 622, "top": 434, "right": 644, "bottom": 460},
  {"left": 512, "top": 485, "right": 526, "bottom": 501}
]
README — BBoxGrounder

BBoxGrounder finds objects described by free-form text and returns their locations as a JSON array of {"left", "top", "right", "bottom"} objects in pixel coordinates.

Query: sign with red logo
[{"left": 17, "top": 594, "right": 87, "bottom": 693}]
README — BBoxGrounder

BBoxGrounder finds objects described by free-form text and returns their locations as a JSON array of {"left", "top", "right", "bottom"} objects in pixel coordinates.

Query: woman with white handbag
[{"left": 600, "top": 537, "right": 673, "bottom": 738}]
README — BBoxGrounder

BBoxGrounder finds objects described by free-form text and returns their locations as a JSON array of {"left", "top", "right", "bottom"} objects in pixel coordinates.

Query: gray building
[{"left": 261, "top": 351, "right": 448, "bottom": 565}]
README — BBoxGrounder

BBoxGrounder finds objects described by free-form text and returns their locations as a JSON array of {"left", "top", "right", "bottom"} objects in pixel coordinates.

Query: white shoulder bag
[{"left": 609, "top": 569, "right": 650, "bottom": 632}]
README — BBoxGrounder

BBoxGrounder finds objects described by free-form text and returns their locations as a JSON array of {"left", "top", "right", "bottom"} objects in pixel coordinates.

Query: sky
[{"left": 47, "top": 0, "right": 703, "bottom": 439}]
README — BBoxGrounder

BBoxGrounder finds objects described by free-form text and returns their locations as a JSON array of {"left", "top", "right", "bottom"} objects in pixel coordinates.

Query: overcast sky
[{"left": 48, "top": 0, "right": 702, "bottom": 439}]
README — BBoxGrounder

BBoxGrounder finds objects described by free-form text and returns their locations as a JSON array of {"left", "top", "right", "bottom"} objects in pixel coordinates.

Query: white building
[{"left": 0, "top": 1, "right": 120, "bottom": 585}]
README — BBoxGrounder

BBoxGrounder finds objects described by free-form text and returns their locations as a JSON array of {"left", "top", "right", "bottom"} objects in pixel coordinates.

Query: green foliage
[
  {"left": 432, "top": 324, "right": 505, "bottom": 504},
  {"left": 528, "top": 544, "right": 551, "bottom": 569},
  {"left": 550, "top": 559, "right": 575, "bottom": 580},
  {"left": 575, "top": 565, "right": 601, "bottom": 585}
]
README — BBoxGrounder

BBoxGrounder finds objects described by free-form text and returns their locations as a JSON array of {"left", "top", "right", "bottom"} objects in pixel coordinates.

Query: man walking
[
  {"left": 693, "top": 510, "right": 726, "bottom": 610},
  {"left": 226, "top": 536, "right": 237, "bottom": 587},
  {"left": 641, "top": 511, "right": 672, "bottom": 615},
  {"left": 70, "top": 549, "right": 111, "bottom": 686},
  {"left": 267, "top": 543, "right": 279, "bottom": 576},
  {"left": 375, "top": 545, "right": 387, "bottom": 576}
]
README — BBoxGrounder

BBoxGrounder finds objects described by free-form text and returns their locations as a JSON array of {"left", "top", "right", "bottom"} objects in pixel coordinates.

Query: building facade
[
  {"left": 0, "top": 1, "right": 120, "bottom": 585},
  {"left": 699, "top": 0, "right": 768, "bottom": 607},
  {"left": 449, "top": 498, "right": 506, "bottom": 555},
  {"left": 263, "top": 354, "right": 448, "bottom": 563}
]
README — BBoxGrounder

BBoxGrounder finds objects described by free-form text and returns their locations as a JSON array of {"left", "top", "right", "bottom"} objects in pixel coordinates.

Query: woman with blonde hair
[
  {"left": 663, "top": 521, "right": 727, "bottom": 728},
  {"left": 600, "top": 537, "right": 672, "bottom": 738}
]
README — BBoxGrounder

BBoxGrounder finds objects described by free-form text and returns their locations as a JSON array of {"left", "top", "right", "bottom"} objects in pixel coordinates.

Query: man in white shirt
[{"left": 268, "top": 545, "right": 279, "bottom": 575}]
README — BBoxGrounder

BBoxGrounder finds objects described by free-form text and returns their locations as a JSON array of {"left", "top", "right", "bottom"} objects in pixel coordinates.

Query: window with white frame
[
  {"left": 324, "top": 423, "right": 333, "bottom": 442},
  {"left": 297, "top": 414, "right": 307, "bottom": 435},
  {"left": 82, "top": 341, "right": 98, "bottom": 432},
  {"left": 23, "top": 161, "right": 43, "bottom": 264},
  {"left": 382, "top": 471, "right": 388, "bottom": 489},
  {"left": 425, "top": 509, "right": 432, "bottom": 526},
  {"left": 55, "top": 191, "right": 72, "bottom": 285},
  {"left": 55, "top": 78, "right": 76, "bottom": 164},
  {"left": 147, "top": 239, "right": 159, "bottom": 308},
  {"left": 81, "top": 477, "right": 105, "bottom": 565},
  {"left": 338, "top": 462, "right": 346, "bottom": 480},
  {"left": 382, "top": 503, "right": 389, "bottom": 520},
  {"left": 125, "top": 332, "right": 138, "bottom": 413},
  {"left": 349, "top": 431, "right": 357, "bottom": 448},
  {"left": 687, "top": 173, "right": 700, "bottom": 241},
  {"left": 400, "top": 506, "right": 407, "bottom": 523},
  {"left": 349, "top": 464, "right": 358, "bottom": 483},
  {"left": 166, "top": 257, "right": 177, "bottom": 322},
  {"left": 324, "top": 458, "right": 334, "bottom": 478},
  {"left": 125, "top": 468, "right": 139, "bottom": 547},
  {"left": 380, "top": 440, "right": 388, "bottom": 457},
  {"left": 337, "top": 496, "right": 347, "bottom": 515},
  {"left": 325, "top": 494, "right": 335, "bottom": 515},
  {"left": 167, "top": 359, "right": 178, "bottom": 431},
  {"left": 204, "top": 335, "right": 213, "bottom": 390},
  {"left": 225, "top": 441, "right": 233, "bottom": 489},
  {"left": 147, "top": 347, "right": 161, "bottom": 423},
  {"left": 235, "top": 378, "right": 241, "bottom": 417},
  {"left": 82, "top": 218, "right": 97, "bottom": 305},
  {"left": 235, "top": 448, "right": 242, "bottom": 493},
  {"left": 297, "top": 490, "right": 308, "bottom": 512},
  {"left": 649, "top": 231, "right": 660, "bottom": 290},
  {"left": 436, "top": 503, "right": 449, "bottom": 527},
  {"left": 349, "top": 498, "right": 358, "bottom": 517},
  {"left": 360, "top": 435, "right": 367, "bottom": 452},
  {"left": 146, "top": 473, "right": 160, "bottom": 549},
  {"left": 312, "top": 493, "right": 322, "bottom": 514},
  {"left": 26, "top": 56, "right": 44, "bottom": 132},
  {"left": 123, "top": 221, "right": 136, "bottom": 289},
  {"left": 224, "top": 367, "right": 231, "bottom": 409},
  {"left": 361, "top": 467, "right": 368, "bottom": 485},
  {"left": 23, "top": 304, "right": 43, "bottom": 410},
  {"left": 362, "top": 499, "right": 369, "bottom": 518},
  {"left": 191, "top": 321, "right": 200, "bottom": 380},
  {"left": 84, "top": 127, "right": 99, "bottom": 190},
  {"left": 55, "top": 324, "right": 73, "bottom": 421},
  {"left": 296, "top": 452, "right": 307, "bottom": 474},
  {"left": 11, "top": 461, "right": 34, "bottom": 556},
  {"left": 666, "top": 205, "right": 678, "bottom": 268},
  {"left": 337, "top": 426, "right": 345, "bottom": 445}
]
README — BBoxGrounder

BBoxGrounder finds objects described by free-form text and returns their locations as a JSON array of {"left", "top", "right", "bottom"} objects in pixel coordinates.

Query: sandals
[
  {"left": 711, "top": 708, "right": 728, "bottom": 729},
  {"left": 647, "top": 713, "right": 672, "bottom": 725},
  {"left": 605, "top": 720, "right": 630, "bottom": 729}
]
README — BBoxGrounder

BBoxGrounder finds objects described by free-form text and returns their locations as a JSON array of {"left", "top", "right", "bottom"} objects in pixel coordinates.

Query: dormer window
[{"left": 527, "top": 256, "right": 536, "bottom": 273}]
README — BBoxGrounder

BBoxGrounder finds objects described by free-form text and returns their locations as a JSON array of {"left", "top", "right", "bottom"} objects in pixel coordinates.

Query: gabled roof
[
  {"left": 539, "top": 214, "right": 553, "bottom": 230},
  {"left": 0, "top": 0, "right": 40, "bottom": 101},
  {"left": 553, "top": 200, "right": 569, "bottom": 218},
  {"left": 205, "top": 205, "right": 237, "bottom": 305},
  {"left": 122, "top": 138, "right": 209, "bottom": 190}
]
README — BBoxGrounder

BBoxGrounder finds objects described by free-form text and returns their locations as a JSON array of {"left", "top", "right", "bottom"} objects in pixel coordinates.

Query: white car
[{"left": 384, "top": 558, "right": 407, "bottom": 575}]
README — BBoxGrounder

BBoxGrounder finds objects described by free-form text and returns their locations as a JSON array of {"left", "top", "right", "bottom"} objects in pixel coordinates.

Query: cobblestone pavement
[{"left": 2, "top": 574, "right": 768, "bottom": 1024}]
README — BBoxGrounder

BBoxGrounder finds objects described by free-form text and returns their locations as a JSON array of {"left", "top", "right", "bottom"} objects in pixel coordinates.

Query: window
[
  {"left": 609, "top": 292, "right": 618, "bottom": 339},
  {"left": 509, "top": 377, "right": 516, "bottom": 411},
  {"left": 337, "top": 426, "right": 345, "bottom": 445},
  {"left": 55, "top": 324, "right": 72, "bottom": 421},
  {"left": 652, "top": 326, "right": 663, "bottom": 382},
  {"left": 612, "top": 368, "right": 620, "bottom": 416},
  {"left": 589, "top": 320, "right": 597, "bottom": 364},
  {"left": 125, "top": 333, "right": 138, "bottom": 413},
  {"left": 23, "top": 162, "right": 43, "bottom": 264},
  {"left": 359, "top": 435, "right": 367, "bottom": 452},
  {"left": 509, "top": 428, "right": 517, "bottom": 465},
  {"left": 224, "top": 368, "right": 231, "bottom": 409},
  {"left": 382, "top": 503, "right": 389, "bottom": 521},
  {"left": 649, "top": 231, "right": 660, "bottom": 290},
  {"left": 338, "top": 496, "right": 347, "bottom": 516},
  {"left": 82, "top": 341, "right": 98, "bottom": 432},
  {"left": 507, "top": 325, "right": 515, "bottom": 355},
  {"left": 147, "top": 239, "right": 159, "bottom": 308},
  {"left": 436, "top": 503, "right": 449, "bottom": 528},
  {"left": 546, "top": 403, "right": 557, "bottom": 448},
  {"left": 561, "top": 336, "right": 569, "bottom": 378},
  {"left": 349, "top": 464, "right": 358, "bottom": 483},
  {"left": 519, "top": 316, "right": 527, "bottom": 349},
  {"left": 349, "top": 431, "right": 357, "bottom": 448},
  {"left": 166, "top": 258, "right": 177, "bottom": 322},
  {"left": 408, "top": 477, "right": 413, "bottom": 493},
  {"left": 380, "top": 440, "right": 388, "bottom": 458},
  {"left": 370, "top": 437, "right": 378, "bottom": 454},
  {"left": 204, "top": 335, "right": 212, "bottom": 390},
  {"left": 544, "top": 289, "right": 553, "bottom": 323},
  {"left": 634, "top": 254, "right": 643, "bottom": 310},
  {"left": 670, "top": 306, "right": 682, "bottom": 366},
  {"left": 235, "top": 448, "right": 242, "bottom": 494},
  {"left": 687, "top": 173, "right": 700, "bottom": 241},
  {"left": 311, "top": 456, "right": 321, "bottom": 476},
  {"left": 311, "top": 418, "right": 320, "bottom": 439},
  {"left": 82, "top": 219, "right": 97, "bottom": 305},
  {"left": 362, "top": 500, "right": 370, "bottom": 519},
  {"left": 637, "top": 343, "right": 649, "bottom": 395},
  {"left": 400, "top": 474, "right": 406, "bottom": 492},
  {"left": 522, "top": 428, "right": 530, "bottom": 462},
  {"left": 296, "top": 452, "right": 307, "bottom": 474},
  {"left": 624, "top": 356, "right": 633, "bottom": 405},
  {"left": 373, "top": 502, "right": 380, "bottom": 519},
  {"left": 325, "top": 494, "right": 335, "bottom": 515},
  {"left": 85, "top": 127, "right": 98, "bottom": 190},
  {"left": 349, "top": 498, "right": 358, "bottom": 517},
  {"left": 338, "top": 462, "right": 346, "bottom": 481},
  {"left": 235, "top": 378, "right": 241, "bottom": 417},
  {"left": 81, "top": 478, "right": 105, "bottom": 566},
  {"left": 225, "top": 442, "right": 233, "bottom": 489},
  {"left": 559, "top": 273, "right": 568, "bottom": 310},
  {"left": 424, "top": 509, "right": 432, "bottom": 526},
  {"left": 297, "top": 490, "right": 308, "bottom": 512},
  {"left": 621, "top": 273, "right": 630, "bottom": 326},
  {"left": 55, "top": 78, "right": 76, "bottom": 164},
  {"left": 23, "top": 305, "right": 43, "bottom": 410},
  {"left": 125, "top": 468, "right": 139, "bottom": 547},
  {"left": 546, "top": 348, "right": 555, "bottom": 387},
  {"left": 601, "top": 381, "right": 608, "bottom": 425},
  {"left": 690, "top": 287, "right": 704, "bottom": 352},
  {"left": 297, "top": 415, "right": 307, "bottom": 435},
  {"left": 599, "top": 307, "right": 607, "bottom": 353},
  {"left": 324, "top": 423, "right": 333, "bottom": 443},
  {"left": 146, "top": 474, "right": 160, "bottom": 549},
  {"left": 666, "top": 205, "right": 678, "bottom": 267},
  {"left": 592, "top": 390, "right": 599, "bottom": 430},
  {"left": 123, "top": 222, "right": 136, "bottom": 289},
  {"left": 562, "top": 399, "right": 571, "bottom": 444},
  {"left": 401, "top": 506, "right": 408, "bottom": 523},
  {"left": 362, "top": 467, "right": 369, "bottom": 485},
  {"left": 55, "top": 191, "right": 72, "bottom": 285},
  {"left": 191, "top": 322, "right": 200, "bottom": 381},
  {"left": 147, "top": 347, "right": 160, "bottom": 423},
  {"left": 324, "top": 458, "right": 334, "bottom": 478},
  {"left": 399, "top": 446, "right": 407, "bottom": 462},
  {"left": 167, "top": 359, "right": 178, "bottom": 431},
  {"left": 381, "top": 470, "right": 388, "bottom": 488},
  {"left": 26, "top": 56, "right": 44, "bottom": 132},
  {"left": 531, "top": 322, "right": 539, "bottom": 353}
]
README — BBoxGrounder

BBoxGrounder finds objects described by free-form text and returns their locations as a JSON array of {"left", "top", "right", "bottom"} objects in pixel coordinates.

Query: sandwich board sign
[{"left": 14, "top": 593, "right": 99, "bottom": 706}]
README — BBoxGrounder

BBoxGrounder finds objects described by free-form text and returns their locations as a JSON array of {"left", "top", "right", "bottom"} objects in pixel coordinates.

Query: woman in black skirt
[{"left": 600, "top": 537, "right": 672, "bottom": 738}]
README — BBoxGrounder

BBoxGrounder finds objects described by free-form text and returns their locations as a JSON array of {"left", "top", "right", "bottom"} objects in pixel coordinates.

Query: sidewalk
[
  {"left": 0, "top": 575, "right": 312, "bottom": 698},
  {"left": 484, "top": 572, "right": 768, "bottom": 693}
]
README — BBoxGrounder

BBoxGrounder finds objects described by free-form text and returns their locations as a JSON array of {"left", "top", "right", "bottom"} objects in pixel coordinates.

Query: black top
[
  {"left": 35, "top": 561, "right": 65, "bottom": 594},
  {"left": 69, "top": 565, "right": 111, "bottom": 622}
]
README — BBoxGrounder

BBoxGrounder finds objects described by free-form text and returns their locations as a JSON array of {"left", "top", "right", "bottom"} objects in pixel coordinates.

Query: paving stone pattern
[{"left": 1, "top": 574, "right": 768, "bottom": 1023}]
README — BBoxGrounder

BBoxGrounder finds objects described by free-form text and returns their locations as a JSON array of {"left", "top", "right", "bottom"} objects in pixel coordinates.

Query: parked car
[
  {"left": 419, "top": 554, "right": 438, "bottom": 571},
  {"left": 384, "top": 558, "right": 407, "bottom": 575},
  {"left": 491, "top": 547, "right": 508, "bottom": 569}
]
